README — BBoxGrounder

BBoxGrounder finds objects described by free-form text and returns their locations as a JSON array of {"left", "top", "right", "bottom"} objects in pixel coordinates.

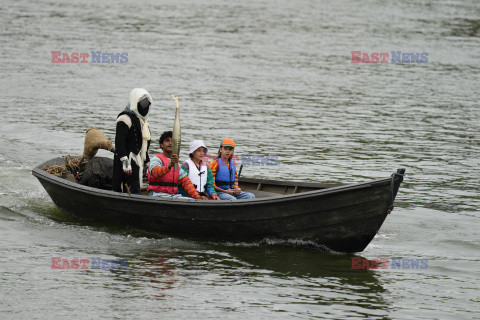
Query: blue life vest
[{"left": 215, "top": 158, "right": 236, "bottom": 190}]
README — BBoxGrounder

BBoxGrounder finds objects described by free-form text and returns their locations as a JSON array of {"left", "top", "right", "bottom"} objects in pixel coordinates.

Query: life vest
[
  {"left": 185, "top": 158, "right": 208, "bottom": 193},
  {"left": 147, "top": 153, "right": 179, "bottom": 194},
  {"left": 215, "top": 158, "right": 235, "bottom": 190}
]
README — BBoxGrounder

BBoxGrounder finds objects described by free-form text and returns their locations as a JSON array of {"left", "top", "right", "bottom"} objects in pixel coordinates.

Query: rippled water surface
[{"left": 1, "top": 0, "right": 479, "bottom": 319}]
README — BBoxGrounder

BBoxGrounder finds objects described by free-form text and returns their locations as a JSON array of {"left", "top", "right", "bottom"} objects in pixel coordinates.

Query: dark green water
[{"left": 1, "top": 0, "right": 479, "bottom": 318}]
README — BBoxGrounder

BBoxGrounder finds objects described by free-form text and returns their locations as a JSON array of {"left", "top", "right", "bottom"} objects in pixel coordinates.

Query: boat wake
[{"left": 215, "top": 238, "right": 338, "bottom": 253}]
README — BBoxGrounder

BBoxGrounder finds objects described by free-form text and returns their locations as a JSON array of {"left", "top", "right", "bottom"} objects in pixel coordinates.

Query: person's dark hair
[{"left": 159, "top": 131, "right": 172, "bottom": 148}]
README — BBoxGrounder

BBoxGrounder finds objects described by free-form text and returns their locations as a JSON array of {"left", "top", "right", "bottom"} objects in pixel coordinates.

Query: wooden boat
[{"left": 32, "top": 156, "right": 405, "bottom": 253}]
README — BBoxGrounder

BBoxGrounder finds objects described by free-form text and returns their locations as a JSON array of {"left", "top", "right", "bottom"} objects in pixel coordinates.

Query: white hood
[{"left": 125, "top": 88, "right": 153, "bottom": 121}]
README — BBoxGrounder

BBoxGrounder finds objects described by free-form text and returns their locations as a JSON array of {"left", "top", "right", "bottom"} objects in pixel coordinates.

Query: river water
[{"left": 1, "top": 0, "right": 479, "bottom": 318}]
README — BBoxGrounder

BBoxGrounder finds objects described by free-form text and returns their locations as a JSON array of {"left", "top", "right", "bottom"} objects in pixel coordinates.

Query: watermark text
[
  {"left": 51, "top": 51, "right": 128, "bottom": 63},
  {"left": 351, "top": 257, "right": 429, "bottom": 270},
  {"left": 351, "top": 51, "right": 429, "bottom": 63},
  {"left": 51, "top": 257, "right": 128, "bottom": 269}
]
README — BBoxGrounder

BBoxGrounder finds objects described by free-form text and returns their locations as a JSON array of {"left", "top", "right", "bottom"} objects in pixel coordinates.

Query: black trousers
[{"left": 112, "top": 156, "right": 141, "bottom": 194}]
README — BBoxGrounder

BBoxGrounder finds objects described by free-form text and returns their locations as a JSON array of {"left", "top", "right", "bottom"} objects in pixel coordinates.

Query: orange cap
[{"left": 220, "top": 138, "right": 235, "bottom": 148}]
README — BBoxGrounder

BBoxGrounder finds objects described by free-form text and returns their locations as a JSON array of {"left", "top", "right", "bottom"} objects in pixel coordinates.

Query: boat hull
[{"left": 33, "top": 157, "right": 405, "bottom": 252}]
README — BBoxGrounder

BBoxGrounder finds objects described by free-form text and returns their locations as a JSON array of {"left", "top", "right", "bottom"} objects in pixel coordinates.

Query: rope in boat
[{"left": 43, "top": 155, "right": 87, "bottom": 178}]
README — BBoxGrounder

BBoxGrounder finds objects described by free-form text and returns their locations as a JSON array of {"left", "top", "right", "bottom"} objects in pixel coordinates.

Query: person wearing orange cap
[{"left": 208, "top": 138, "right": 255, "bottom": 200}]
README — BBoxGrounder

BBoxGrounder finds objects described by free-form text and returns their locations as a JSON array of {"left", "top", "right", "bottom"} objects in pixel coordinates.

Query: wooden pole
[{"left": 124, "top": 183, "right": 131, "bottom": 196}]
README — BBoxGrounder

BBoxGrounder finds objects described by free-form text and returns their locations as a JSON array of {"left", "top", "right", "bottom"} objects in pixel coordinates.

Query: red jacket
[{"left": 147, "top": 153, "right": 179, "bottom": 194}]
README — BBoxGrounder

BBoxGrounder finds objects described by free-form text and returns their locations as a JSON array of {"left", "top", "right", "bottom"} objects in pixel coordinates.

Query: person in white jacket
[{"left": 178, "top": 140, "right": 219, "bottom": 200}]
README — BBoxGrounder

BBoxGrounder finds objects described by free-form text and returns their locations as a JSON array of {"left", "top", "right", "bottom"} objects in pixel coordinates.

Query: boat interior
[
  {"left": 138, "top": 177, "right": 344, "bottom": 198},
  {"left": 60, "top": 172, "right": 344, "bottom": 199},
  {"left": 46, "top": 156, "right": 345, "bottom": 199},
  {"left": 237, "top": 177, "right": 344, "bottom": 198}
]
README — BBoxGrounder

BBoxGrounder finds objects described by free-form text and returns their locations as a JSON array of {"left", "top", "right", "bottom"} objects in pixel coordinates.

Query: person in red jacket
[{"left": 147, "top": 131, "right": 206, "bottom": 199}]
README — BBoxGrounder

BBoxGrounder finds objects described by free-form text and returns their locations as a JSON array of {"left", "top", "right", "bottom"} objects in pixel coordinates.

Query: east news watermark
[
  {"left": 51, "top": 51, "right": 128, "bottom": 63},
  {"left": 51, "top": 257, "right": 128, "bottom": 270},
  {"left": 202, "top": 154, "right": 278, "bottom": 167},
  {"left": 351, "top": 51, "right": 429, "bottom": 63},
  {"left": 351, "top": 257, "right": 429, "bottom": 270}
]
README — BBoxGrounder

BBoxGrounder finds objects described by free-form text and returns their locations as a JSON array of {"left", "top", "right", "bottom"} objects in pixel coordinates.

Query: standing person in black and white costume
[{"left": 112, "top": 88, "right": 152, "bottom": 194}]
